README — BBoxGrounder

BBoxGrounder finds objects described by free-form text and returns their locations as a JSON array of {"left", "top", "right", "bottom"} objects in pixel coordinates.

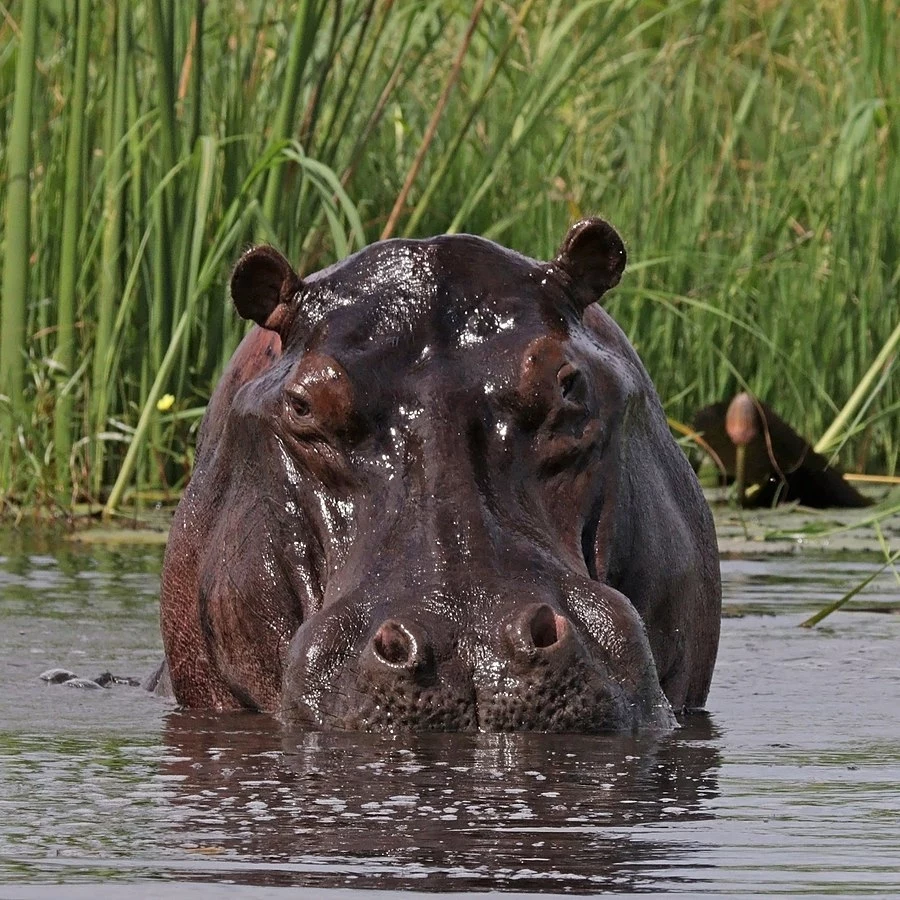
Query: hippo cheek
[{"left": 281, "top": 609, "right": 477, "bottom": 732}]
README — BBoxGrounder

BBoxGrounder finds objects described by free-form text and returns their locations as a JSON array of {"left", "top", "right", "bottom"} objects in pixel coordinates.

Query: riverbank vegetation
[{"left": 0, "top": 0, "right": 897, "bottom": 516}]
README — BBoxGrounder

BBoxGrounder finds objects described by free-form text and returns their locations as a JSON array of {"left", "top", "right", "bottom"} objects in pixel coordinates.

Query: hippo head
[{"left": 160, "top": 219, "right": 720, "bottom": 732}]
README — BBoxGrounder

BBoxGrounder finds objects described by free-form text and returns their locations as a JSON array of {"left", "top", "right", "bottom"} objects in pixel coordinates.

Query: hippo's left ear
[
  {"left": 552, "top": 217, "right": 626, "bottom": 311},
  {"left": 230, "top": 245, "right": 302, "bottom": 334}
]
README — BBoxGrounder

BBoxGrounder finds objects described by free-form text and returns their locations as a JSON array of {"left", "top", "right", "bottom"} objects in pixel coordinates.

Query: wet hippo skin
[{"left": 159, "top": 218, "right": 721, "bottom": 732}]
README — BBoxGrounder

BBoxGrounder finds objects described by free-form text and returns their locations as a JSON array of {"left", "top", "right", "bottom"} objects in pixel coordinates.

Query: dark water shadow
[{"left": 154, "top": 710, "right": 721, "bottom": 892}]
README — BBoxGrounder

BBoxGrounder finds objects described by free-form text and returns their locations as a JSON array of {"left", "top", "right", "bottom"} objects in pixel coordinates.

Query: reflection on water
[
  {"left": 148, "top": 713, "right": 718, "bottom": 891},
  {"left": 1, "top": 529, "right": 899, "bottom": 894}
]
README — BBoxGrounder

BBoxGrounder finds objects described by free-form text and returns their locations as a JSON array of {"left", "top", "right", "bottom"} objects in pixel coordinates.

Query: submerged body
[{"left": 159, "top": 219, "right": 721, "bottom": 731}]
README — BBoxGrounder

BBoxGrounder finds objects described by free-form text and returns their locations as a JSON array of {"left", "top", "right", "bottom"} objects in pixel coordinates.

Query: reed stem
[
  {"left": 90, "top": 1, "right": 129, "bottom": 499},
  {"left": 53, "top": 0, "right": 91, "bottom": 499},
  {"left": 1, "top": 0, "right": 40, "bottom": 422}
]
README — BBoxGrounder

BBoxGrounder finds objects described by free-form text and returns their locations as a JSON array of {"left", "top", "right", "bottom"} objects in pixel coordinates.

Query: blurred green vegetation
[{"left": 0, "top": 0, "right": 896, "bottom": 514}]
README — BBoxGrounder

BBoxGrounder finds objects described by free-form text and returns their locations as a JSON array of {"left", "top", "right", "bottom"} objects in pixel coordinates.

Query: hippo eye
[
  {"left": 557, "top": 363, "right": 582, "bottom": 401},
  {"left": 285, "top": 388, "right": 312, "bottom": 419}
]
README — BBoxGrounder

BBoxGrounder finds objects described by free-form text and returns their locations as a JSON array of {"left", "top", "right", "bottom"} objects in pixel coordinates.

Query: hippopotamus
[{"left": 158, "top": 218, "right": 721, "bottom": 732}]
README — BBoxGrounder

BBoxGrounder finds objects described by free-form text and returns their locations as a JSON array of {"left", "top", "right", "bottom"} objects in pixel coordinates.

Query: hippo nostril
[
  {"left": 506, "top": 603, "right": 570, "bottom": 662},
  {"left": 373, "top": 620, "right": 417, "bottom": 668},
  {"left": 529, "top": 604, "right": 560, "bottom": 648}
]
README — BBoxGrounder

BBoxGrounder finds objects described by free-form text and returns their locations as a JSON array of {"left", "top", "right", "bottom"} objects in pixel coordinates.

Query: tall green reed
[
  {"left": 52, "top": 0, "right": 90, "bottom": 500},
  {"left": 90, "top": 1, "right": 129, "bottom": 498},
  {"left": 0, "top": 0, "right": 40, "bottom": 490},
  {"left": 0, "top": 1, "right": 896, "bottom": 515}
]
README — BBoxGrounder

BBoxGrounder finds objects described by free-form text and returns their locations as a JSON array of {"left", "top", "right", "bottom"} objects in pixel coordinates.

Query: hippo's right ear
[
  {"left": 553, "top": 217, "right": 626, "bottom": 311},
  {"left": 230, "top": 246, "right": 302, "bottom": 334}
]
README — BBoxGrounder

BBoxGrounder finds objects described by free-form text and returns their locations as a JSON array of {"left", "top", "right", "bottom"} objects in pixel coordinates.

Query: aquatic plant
[{"left": 0, "top": 0, "right": 896, "bottom": 515}]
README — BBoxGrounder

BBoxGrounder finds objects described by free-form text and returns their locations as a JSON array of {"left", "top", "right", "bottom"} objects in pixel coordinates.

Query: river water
[{"left": 0, "top": 528, "right": 898, "bottom": 897}]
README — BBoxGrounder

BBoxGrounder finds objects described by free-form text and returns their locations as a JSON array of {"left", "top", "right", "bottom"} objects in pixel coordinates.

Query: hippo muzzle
[
  {"left": 159, "top": 219, "right": 721, "bottom": 732},
  {"left": 283, "top": 581, "right": 675, "bottom": 732}
]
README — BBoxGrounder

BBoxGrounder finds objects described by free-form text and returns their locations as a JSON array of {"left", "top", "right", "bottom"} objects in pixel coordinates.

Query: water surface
[{"left": 1, "top": 529, "right": 898, "bottom": 896}]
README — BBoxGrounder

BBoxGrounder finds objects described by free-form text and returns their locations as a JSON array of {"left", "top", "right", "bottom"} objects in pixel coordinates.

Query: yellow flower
[{"left": 156, "top": 393, "right": 175, "bottom": 412}]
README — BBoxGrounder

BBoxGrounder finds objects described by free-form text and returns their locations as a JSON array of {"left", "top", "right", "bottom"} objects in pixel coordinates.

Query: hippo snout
[
  {"left": 479, "top": 602, "right": 667, "bottom": 733},
  {"left": 285, "top": 609, "right": 477, "bottom": 732},
  {"left": 282, "top": 596, "right": 675, "bottom": 733}
]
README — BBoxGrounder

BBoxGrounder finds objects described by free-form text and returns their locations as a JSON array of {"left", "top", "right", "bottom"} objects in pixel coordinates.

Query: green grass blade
[
  {"left": 800, "top": 549, "right": 900, "bottom": 628},
  {"left": 815, "top": 317, "right": 900, "bottom": 456},
  {"left": 261, "top": 0, "right": 322, "bottom": 224}
]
